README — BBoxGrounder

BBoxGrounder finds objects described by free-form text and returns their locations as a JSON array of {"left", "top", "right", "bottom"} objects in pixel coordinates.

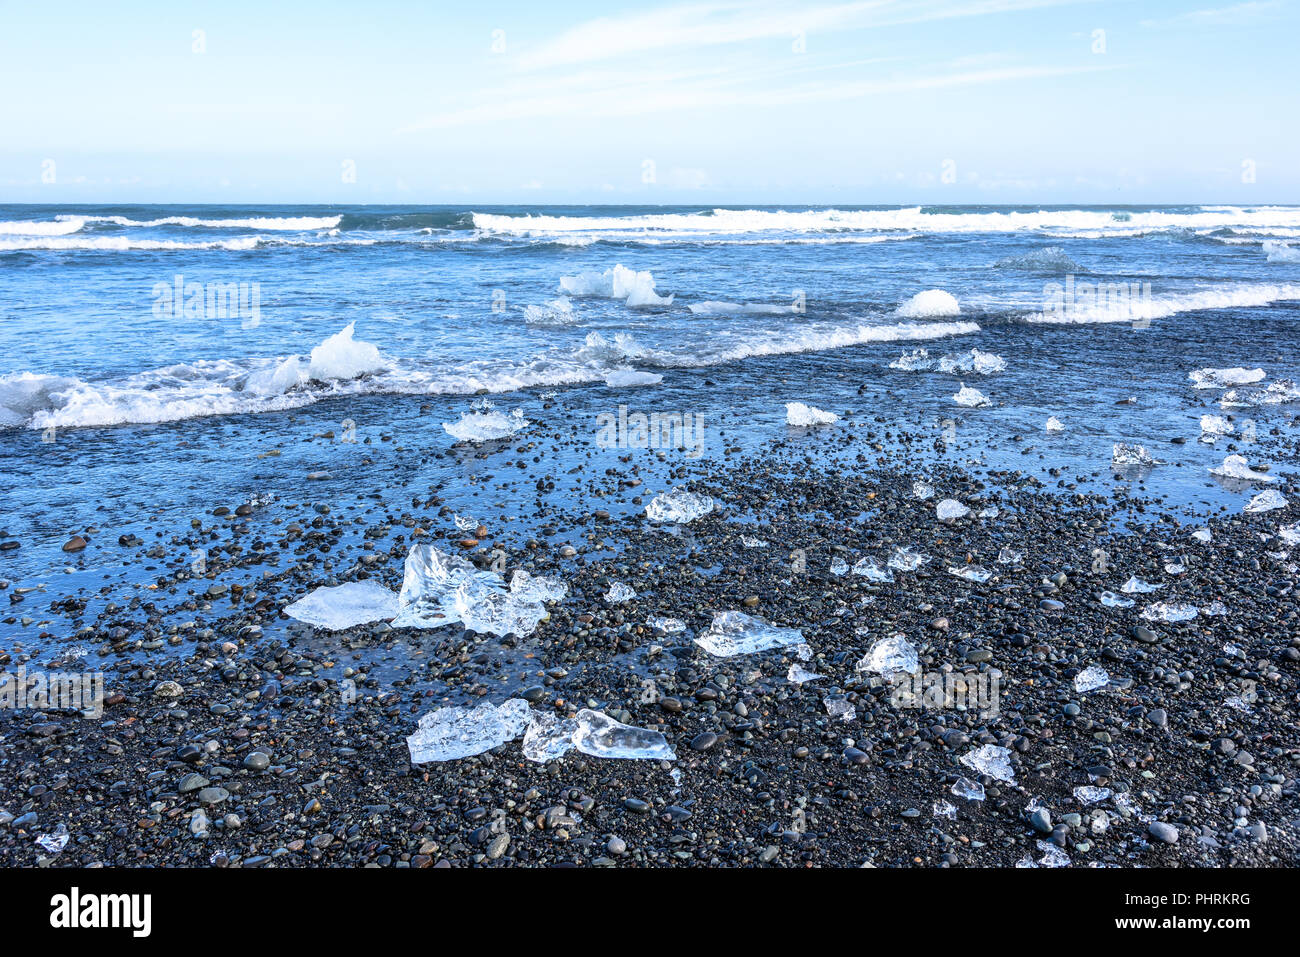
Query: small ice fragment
[
  {"left": 794, "top": 643, "right": 813, "bottom": 661},
  {"left": 35, "top": 824, "right": 69, "bottom": 854},
  {"left": 852, "top": 557, "right": 893, "bottom": 581},
  {"left": 605, "top": 582, "right": 636, "bottom": 603},
  {"left": 939, "top": 348, "right": 1006, "bottom": 375},
  {"left": 1210, "top": 454, "right": 1277, "bottom": 484},
  {"left": 825, "top": 697, "right": 856, "bottom": 723},
  {"left": 888, "top": 546, "right": 930, "bottom": 571},
  {"left": 978, "top": 506, "right": 1000, "bottom": 518},
  {"left": 1141, "top": 602, "right": 1198, "bottom": 623},
  {"left": 952, "top": 777, "right": 986, "bottom": 801},
  {"left": 1203, "top": 600, "right": 1229, "bottom": 617},
  {"left": 1099, "top": 591, "right": 1135, "bottom": 608},
  {"left": 948, "top": 564, "right": 991, "bottom": 583},
  {"left": 1120, "top": 576, "right": 1163, "bottom": 594},
  {"left": 913, "top": 480, "right": 935, "bottom": 500},
  {"left": 603, "top": 369, "right": 662, "bottom": 388},
  {"left": 1189, "top": 367, "right": 1265, "bottom": 389},
  {"left": 787, "top": 663, "right": 823, "bottom": 684},
  {"left": 1036, "top": 841, "right": 1071, "bottom": 868},
  {"left": 1074, "top": 665, "right": 1110, "bottom": 693},
  {"left": 1164, "top": 561, "right": 1185, "bottom": 574},
  {"left": 998, "top": 547, "right": 1023, "bottom": 564},
  {"left": 284, "top": 580, "right": 400, "bottom": 631},
  {"left": 889, "top": 348, "right": 934, "bottom": 371},
  {"left": 1225, "top": 692, "right": 1254, "bottom": 712},
  {"left": 1192, "top": 528, "right": 1213, "bottom": 543},
  {"left": 1112, "top": 443, "right": 1155, "bottom": 467},
  {"left": 1074, "top": 786, "right": 1113, "bottom": 805},
  {"left": 572, "top": 709, "right": 676, "bottom": 760},
  {"left": 406, "top": 698, "right": 532, "bottom": 763},
  {"left": 521, "top": 711, "right": 579, "bottom": 763},
  {"left": 1277, "top": 523, "right": 1300, "bottom": 545},
  {"left": 786, "top": 402, "right": 839, "bottom": 426},
  {"left": 1025, "top": 795, "right": 1048, "bottom": 813},
  {"left": 960, "top": 744, "right": 1016, "bottom": 783},
  {"left": 694, "top": 610, "right": 804, "bottom": 657},
  {"left": 1045, "top": 416, "right": 1064, "bottom": 432},
  {"left": 1244, "top": 489, "right": 1288, "bottom": 513},
  {"left": 830, "top": 556, "right": 849, "bottom": 576},
  {"left": 443, "top": 407, "right": 528, "bottom": 442},
  {"left": 648, "top": 615, "right": 686, "bottom": 634},
  {"left": 1016, "top": 856, "right": 1039, "bottom": 868},
  {"left": 645, "top": 487, "right": 715, "bottom": 524},
  {"left": 1199, "top": 414, "right": 1234, "bottom": 439},
  {"left": 952, "top": 383, "right": 990, "bottom": 407},
  {"left": 509, "top": 570, "right": 568, "bottom": 604},
  {"left": 934, "top": 800, "right": 958, "bottom": 819},
  {"left": 936, "top": 499, "right": 970, "bottom": 521},
  {"left": 453, "top": 513, "right": 479, "bottom": 531},
  {"left": 856, "top": 634, "right": 920, "bottom": 676},
  {"left": 741, "top": 535, "right": 768, "bottom": 548}
]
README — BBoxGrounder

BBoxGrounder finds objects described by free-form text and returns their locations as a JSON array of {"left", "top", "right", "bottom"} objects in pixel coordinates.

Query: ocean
[{"left": 2, "top": 203, "right": 1299, "bottom": 632}]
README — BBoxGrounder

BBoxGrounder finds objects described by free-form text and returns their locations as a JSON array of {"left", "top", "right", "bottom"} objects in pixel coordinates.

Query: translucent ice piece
[
  {"left": 824, "top": 697, "right": 856, "bottom": 722},
  {"left": 1189, "top": 367, "right": 1265, "bottom": 389},
  {"left": 443, "top": 407, "right": 528, "bottom": 442},
  {"left": 998, "top": 547, "right": 1023, "bottom": 564},
  {"left": 605, "top": 581, "right": 637, "bottom": 603},
  {"left": 857, "top": 634, "right": 920, "bottom": 676},
  {"left": 741, "top": 535, "right": 768, "bottom": 548},
  {"left": 1141, "top": 601, "right": 1198, "bottom": 623},
  {"left": 453, "top": 580, "right": 549, "bottom": 637},
  {"left": 453, "top": 513, "right": 479, "bottom": 531},
  {"left": 960, "top": 744, "right": 1015, "bottom": 783},
  {"left": 1244, "top": 489, "right": 1287, "bottom": 513},
  {"left": 830, "top": 556, "right": 849, "bottom": 576},
  {"left": 1045, "top": 416, "right": 1064, "bottom": 432},
  {"left": 1191, "top": 528, "right": 1213, "bottom": 543},
  {"left": 648, "top": 615, "right": 686, "bottom": 634},
  {"left": 948, "top": 564, "right": 991, "bottom": 582},
  {"left": 406, "top": 698, "right": 532, "bottom": 763},
  {"left": 572, "top": 709, "right": 676, "bottom": 760},
  {"left": 509, "top": 569, "right": 568, "bottom": 604},
  {"left": 787, "top": 663, "right": 823, "bottom": 684},
  {"left": 888, "top": 546, "right": 930, "bottom": 571},
  {"left": 1210, "top": 454, "right": 1276, "bottom": 484},
  {"left": 521, "top": 711, "right": 579, "bottom": 763},
  {"left": 1073, "top": 786, "right": 1113, "bottom": 804},
  {"left": 1112, "top": 443, "right": 1155, "bottom": 467},
  {"left": 1074, "top": 665, "right": 1110, "bottom": 693},
  {"left": 913, "top": 480, "right": 935, "bottom": 500},
  {"left": 645, "top": 487, "right": 715, "bottom": 524},
  {"left": 1277, "top": 523, "right": 1300, "bottom": 546},
  {"left": 786, "top": 402, "right": 839, "bottom": 426},
  {"left": 936, "top": 499, "right": 970, "bottom": 521},
  {"left": 1099, "top": 591, "right": 1135, "bottom": 608},
  {"left": 1199, "top": 414, "right": 1234, "bottom": 438},
  {"left": 889, "top": 348, "right": 933, "bottom": 371},
  {"left": 852, "top": 557, "right": 894, "bottom": 581},
  {"left": 952, "top": 383, "right": 990, "bottom": 407},
  {"left": 284, "top": 580, "right": 399, "bottom": 631},
  {"left": 934, "top": 800, "right": 958, "bottom": 819},
  {"left": 34, "top": 823, "right": 69, "bottom": 854},
  {"left": 939, "top": 348, "right": 1006, "bottom": 375},
  {"left": 694, "top": 611, "right": 804, "bottom": 657},
  {"left": 1120, "top": 575, "right": 1163, "bottom": 593},
  {"left": 952, "top": 777, "right": 986, "bottom": 801},
  {"left": 1036, "top": 840, "right": 1071, "bottom": 868}
]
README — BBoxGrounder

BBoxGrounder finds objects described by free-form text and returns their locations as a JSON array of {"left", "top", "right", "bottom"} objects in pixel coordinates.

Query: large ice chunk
[
  {"left": 694, "top": 610, "right": 804, "bottom": 657},
  {"left": 785, "top": 402, "right": 839, "bottom": 426},
  {"left": 443, "top": 407, "right": 529, "bottom": 443},
  {"left": 406, "top": 698, "right": 532, "bottom": 763},
  {"left": 1244, "top": 489, "right": 1288, "bottom": 513},
  {"left": 1210, "top": 454, "right": 1276, "bottom": 484},
  {"left": 960, "top": 744, "right": 1015, "bottom": 783},
  {"left": 952, "top": 383, "right": 990, "bottom": 407},
  {"left": 284, "top": 580, "right": 400, "bottom": 631},
  {"left": 572, "top": 708, "right": 677, "bottom": 760},
  {"left": 856, "top": 634, "right": 919, "bottom": 676},
  {"left": 645, "top": 487, "right": 715, "bottom": 523},
  {"left": 936, "top": 498, "right": 970, "bottom": 521}
]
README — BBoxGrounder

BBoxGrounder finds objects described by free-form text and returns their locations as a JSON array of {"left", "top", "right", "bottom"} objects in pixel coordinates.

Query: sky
[{"left": 0, "top": 0, "right": 1295, "bottom": 204}]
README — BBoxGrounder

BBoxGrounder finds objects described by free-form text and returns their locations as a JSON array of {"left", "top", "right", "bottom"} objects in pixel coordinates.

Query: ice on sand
[
  {"left": 694, "top": 610, "right": 804, "bottom": 657},
  {"left": 913, "top": 480, "right": 935, "bottom": 500},
  {"left": 1036, "top": 841, "right": 1071, "bottom": 868},
  {"left": 952, "top": 777, "right": 986, "bottom": 801},
  {"left": 648, "top": 615, "right": 686, "bottom": 634},
  {"left": 825, "top": 697, "right": 856, "bottom": 723},
  {"left": 856, "top": 634, "right": 919, "bottom": 677},
  {"left": 1121, "top": 575, "right": 1163, "bottom": 594},
  {"left": 936, "top": 498, "right": 970, "bottom": 521},
  {"left": 1210, "top": 454, "right": 1276, "bottom": 484},
  {"left": 1074, "top": 786, "right": 1113, "bottom": 804},
  {"left": 571, "top": 709, "right": 676, "bottom": 760},
  {"left": 960, "top": 744, "right": 1015, "bottom": 783},
  {"left": 508, "top": 570, "right": 568, "bottom": 604},
  {"left": 1141, "top": 601, "right": 1198, "bottom": 623},
  {"left": 35, "top": 824, "right": 69, "bottom": 854},
  {"left": 952, "top": 383, "right": 990, "bottom": 407},
  {"left": 852, "top": 557, "right": 894, "bottom": 581},
  {"left": 443, "top": 407, "right": 528, "bottom": 442},
  {"left": 830, "top": 555, "right": 849, "bottom": 576},
  {"left": 604, "top": 581, "right": 637, "bottom": 603},
  {"left": 284, "top": 580, "right": 400, "bottom": 631},
  {"left": 1278, "top": 523, "right": 1300, "bottom": 546},
  {"left": 787, "top": 663, "right": 823, "bottom": 684},
  {"left": 785, "top": 402, "right": 839, "bottom": 426},
  {"left": 645, "top": 487, "right": 714, "bottom": 523},
  {"left": 406, "top": 698, "right": 532, "bottom": 763},
  {"left": 1112, "top": 443, "right": 1156, "bottom": 467},
  {"left": 521, "top": 711, "right": 580, "bottom": 763},
  {"left": 948, "top": 564, "right": 992, "bottom": 582},
  {"left": 1074, "top": 665, "right": 1110, "bottom": 693},
  {"left": 1191, "top": 528, "right": 1213, "bottom": 543},
  {"left": 888, "top": 546, "right": 930, "bottom": 571},
  {"left": 1099, "top": 591, "right": 1135, "bottom": 608},
  {"left": 1244, "top": 489, "right": 1288, "bottom": 513},
  {"left": 998, "top": 547, "right": 1023, "bottom": 564}
]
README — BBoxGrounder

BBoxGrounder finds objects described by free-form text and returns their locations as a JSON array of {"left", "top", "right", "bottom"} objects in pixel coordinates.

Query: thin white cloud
[{"left": 1141, "top": 1, "right": 1283, "bottom": 28}]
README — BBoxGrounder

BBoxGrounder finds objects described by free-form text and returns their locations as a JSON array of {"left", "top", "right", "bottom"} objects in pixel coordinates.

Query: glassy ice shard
[
  {"left": 1120, "top": 576, "right": 1163, "bottom": 593},
  {"left": 1141, "top": 601, "right": 1198, "bottom": 623},
  {"left": 521, "top": 711, "right": 580, "bottom": 763},
  {"left": 284, "top": 580, "right": 400, "bottom": 631},
  {"left": 571, "top": 709, "right": 676, "bottom": 760},
  {"left": 936, "top": 499, "right": 970, "bottom": 521},
  {"left": 948, "top": 564, "right": 991, "bottom": 582},
  {"left": 1074, "top": 665, "right": 1110, "bottom": 693},
  {"left": 1074, "top": 786, "right": 1112, "bottom": 804},
  {"left": 952, "top": 777, "right": 986, "bottom": 801},
  {"left": 1210, "top": 454, "right": 1276, "bottom": 484},
  {"left": 960, "top": 744, "right": 1015, "bottom": 783},
  {"left": 857, "top": 634, "right": 920, "bottom": 676},
  {"left": 406, "top": 698, "right": 532, "bottom": 763},
  {"left": 852, "top": 557, "right": 894, "bottom": 581},
  {"left": 1099, "top": 591, "right": 1135, "bottom": 608},
  {"left": 694, "top": 611, "right": 804, "bottom": 657},
  {"left": 645, "top": 487, "right": 715, "bottom": 524}
]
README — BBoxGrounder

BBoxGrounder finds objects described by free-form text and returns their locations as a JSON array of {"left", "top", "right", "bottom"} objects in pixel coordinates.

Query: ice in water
[
  {"left": 1112, "top": 443, "right": 1156, "bottom": 467},
  {"left": 1045, "top": 416, "right": 1064, "bottom": 432},
  {"left": 443, "top": 406, "right": 528, "bottom": 442},
  {"left": 856, "top": 633, "right": 919, "bottom": 676},
  {"left": 1074, "top": 665, "right": 1110, "bottom": 693},
  {"left": 785, "top": 402, "right": 839, "bottom": 426},
  {"left": 694, "top": 610, "right": 805, "bottom": 657},
  {"left": 960, "top": 744, "right": 1016, "bottom": 783},
  {"left": 1210, "top": 454, "right": 1276, "bottom": 484},
  {"left": 952, "top": 383, "right": 990, "bottom": 407},
  {"left": 284, "top": 580, "right": 400, "bottom": 631},
  {"left": 571, "top": 709, "right": 676, "bottom": 760},
  {"left": 936, "top": 499, "right": 970, "bottom": 521},
  {"left": 645, "top": 487, "right": 715, "bottom": 523},
  {"left": 1244, "top": 489, "right": 1287, "bottom": 513},
  {"left": 407, "top": 698, "right": 532, "bottom": 763}
]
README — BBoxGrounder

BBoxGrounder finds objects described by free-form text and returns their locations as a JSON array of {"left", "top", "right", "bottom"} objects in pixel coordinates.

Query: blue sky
[{"left": 0, "top": 0, "right": 1295, "bottom": 203}]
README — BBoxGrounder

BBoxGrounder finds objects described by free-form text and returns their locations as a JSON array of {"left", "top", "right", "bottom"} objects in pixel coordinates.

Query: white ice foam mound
[
  {"left": 558, "top": 264, "right": 673, "bottom": 306},
  {"left": 897, "top": 289, "right": 960, "bottom": 318},
  {"left": 694, "top": 611, "right": 804, "bottom": 657},
  {"left": 952, "top": 383, "right": 990, "bottom": 407},
  {"left": 284, "top": 580, "right": 400, "bottom": 631},
  {"left": 785, "top": 402, "right": 839, "bottom": 426},
  {"left": 1190, "top": 367, "right": 1266, "bottom": 389},
  {"left": 308, "top": 322, "right": 386, "bottom": 380},
  {"left": 443, "top": 406, "right": 528, "bottom": 442},
  {"left": 1045, "top": 416, "right": 1064, "bottom": 432}
]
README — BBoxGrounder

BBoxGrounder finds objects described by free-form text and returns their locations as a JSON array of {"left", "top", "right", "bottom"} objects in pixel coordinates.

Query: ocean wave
[
  {"left": 69, "top": 214, "right": 343, "bottom": 230},
  {"left": 1026, "top": 282, "right": 1300, "bottom": 324},
  {"left": 0, "top": 218, "right": 86, "bottom": 236},
  {"left": 0, "top": 236, "right": 261, "bottom": 252}
]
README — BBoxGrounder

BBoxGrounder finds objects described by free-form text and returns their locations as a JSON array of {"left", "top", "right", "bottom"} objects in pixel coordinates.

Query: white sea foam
[
  {"left": 70, "top": 214, "right": 342, "bottom": 230},
  {"left": 688, "top": 300, "right": 799, "bottom": 315},
  {"left": 1263, "top": 240, "right": 1300, "bottom": 262},
  {"left": 0, "top": 219, "right": 86, "bottom": 236},
  {"left": 1027, "top": 282, "right": 1300, "bottom": 324},
  {"left": 0, "top": 236, "right": 262, "bottom": 252}
]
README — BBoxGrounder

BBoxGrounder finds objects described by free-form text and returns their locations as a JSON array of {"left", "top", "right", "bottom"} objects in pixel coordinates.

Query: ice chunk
[
  {"left": 856, "top": 634, "right": 920, "bottom": 677},
  {"left": 443, "top": 407, "right": 528, "bottom": 442},
  {"left": 888, "top": 546, "right": 930, "bottom": 571},
  {"left": 952, "top": 777, "right": 986, "bottom": 801},
  {"left": 523, "top": 297, "right": 576, "bottom": 326},
  {"left": 521, "top": 711, "right": 580, "bottom": 763},
  {"left": 978, "top": 506, "right": 999, "bottom": 518},
  {"left": 1191, "top": 528, "right": 1213, "bottom": 543},
  {"left": 952, "top": 383, "right": 990, "bottom": 407},
  {"left": 694, "top": 611, "right": 804, "bottom": 657},
  {"left": 1099, "top": 591, "right": 1135, "bottom": 608},
  {"left": 308, "top": 322, "right": 385, "bottom": 380},
  {"left": 785, "top": 401, "right": 839, "bottom": 426},
  {"left": 1278, "top": 523, "right": 1300, "bottom": 546},
  {"left": 406, "top": 698, "right": 532, "bottom": 763},
  {"left": 1045, "top": 416, "right": 1064, "bottom": 432},
  {"left": 787, "top": 663, "right": 823, "bottom": 684},
  {"left": 741, "top": 535, "right": 767, "bottom": 548},
  {"left": 936, "top": 498, "right": 970, "bottom": 521},
  {"left": 1244, "top": 489, "right": 1288, "bottom": 513},
  {"left": 1210, "top": 454, "right": 1276, "bottom": 484},
  {"left": 604, "top": 369, "right": 663, "bottom": 388},
  {"left": 889, "top": 348, "right": 934, "bottom": 371},
  {"left": 913, "top": 480, "right": 935, "bottom": 500},
  {"left": 605, "top": 581, "right": 636, "bottom": 603},
  {"left": 1189, "top": 367, "right": 1265, "bottom": 389},
  {"left": 1036, "top": 841, "right": 1071, "bottom": 868},
  {"left": 648, "top": 615, "right": 686, "bottom": 634},
  {"left": 453, "top": 580, "right": 550, "bottom": 637},
  {"left": 1112, "top": 443, "right": 1155, "bottom": 467},
  {"left": 938, "top": 348, "right": 1006, "bottom": 375},
  {"left": 998, "top": 547, "right": 1023, "bottom": 564},
  {"left": 933, "top": 799, "right": 958, "bottom": 819},
  {"left": 1074, "top": 665, "right": 1110, "bottom": 693},
  {"left": 645, "top": 486, "right": 715, "bottom": 523},
  {"left": 559, "top": 264, "right": 672, "bottom": 306},
  {"left": 509, "top": 570, "right": 568, "bottom": 604},
  {"left": 1199, "top": 414, "right": 1234, "bottom": 439},
  {"left": 572, "top": 709, "right": 676, "bottom": 760},
  {"left": 392, "top": 543, "right": 553, "bottom": 636},
  {"left": 453, "top": 513, "right": 479, "bottom": 532},
  {"left": 1202, "top": 600, "right": 1228, "bottom": 617},
  {"left": 948, "top": 564, "right": 991, "bottom": 582},
  {"left": 824, "top": 697, "right": 856, "bottom": 723},
  {"left": 852, "top": 557, "right": 894, "bottom": 581},
  {"left": 960, "top": 744, "right": 1015, "bottom": 783},
  {"left": 284, "top": 580, "right": 399, "bottom": 631},
  {"left": 830, "top": 555, "right": 849, "bottom": 576},
  {"left": 1074, "top": 786, "right": 1113, "bottom": 804},
  {"left": 34, "top": 824, "right": 69, "bottom": 854},
  {"left": 897, "top": 289, "right": 960, "bottom": 318},
  {"left": 1120, "top": 575, "right": 1163, "bottom": 593},
  {"left": 1141, "top": 602, "right": 1198, "bottom": 623}
]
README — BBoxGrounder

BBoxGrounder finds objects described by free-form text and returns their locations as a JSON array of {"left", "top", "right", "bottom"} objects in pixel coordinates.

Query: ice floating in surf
[
  {"left": 603, "top": 369, "right": 662, "bottom": 388},
  {"left": 785, "top": 402, "right": 839, "bottom": 426},
  {"left": 938, "top": 348, "right": 1006, "bottom": 375},
  {"left": 645, "top": 487, "right": 714, "bottom": 523},
  {"left": 897, "top": 289, "right": 960, "bottom": 318},
  {"left": 558, "top": 264, "right": 673, "bottom": 306},
  {"left": 284, "top": 580, "right": 400, "bottom": 631},
  {"left": 1045, "top": 416, "right": 1064, "bottom": 432},
  {"left": 1189, "top": 367, "right": 1265, "bottom": 389},
  {"left": 443, "top": 406, "right": 528, "bottom": 442},
  {"left": 952, "top": 383, "right": 990, "bottom": 407},
  {"left": 1112, "top": 444, "right": 1157, "bottom": 468},
  {"left": 1200, "top": 414, "right": 1234, "bottom": 439},
  {"left": 1209, "top": 454, "right": 1276, "bottom": 484},
  {"left": 694, "top": 611, "right": 804, "bottom": 657}
]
